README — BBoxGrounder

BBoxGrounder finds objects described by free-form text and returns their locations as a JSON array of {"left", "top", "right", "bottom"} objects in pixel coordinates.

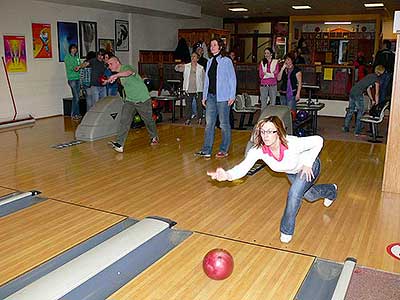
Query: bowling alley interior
[{"left": 0, "top": 0, "right": 400, "bottom": 299}]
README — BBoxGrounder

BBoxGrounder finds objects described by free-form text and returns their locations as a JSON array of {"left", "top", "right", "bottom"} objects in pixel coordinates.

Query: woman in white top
[
  {"left": 175, "top": 52, "right": 205, "bottom": 125},
  {"left": 207, "top": 116, "right": 337, "bottom": 243}
]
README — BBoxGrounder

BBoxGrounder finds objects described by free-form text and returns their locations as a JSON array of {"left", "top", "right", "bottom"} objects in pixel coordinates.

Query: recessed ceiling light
[
  {"left": 229, "top": 7, "right": 248, "bottom": 12},
  {"left": 324, "top": 21, "right": 352, "bottom": 25},
  {"left": 292, "top": 5, "right": 312, "bottom": 10},
  {"left": 364, "top": 3, "right": 384, "bottom": 8}
]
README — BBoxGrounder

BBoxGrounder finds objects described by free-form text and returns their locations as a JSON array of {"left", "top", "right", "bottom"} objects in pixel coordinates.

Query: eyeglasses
[{"left": 259, "top": 129, "right": 277, "bottom": 135}]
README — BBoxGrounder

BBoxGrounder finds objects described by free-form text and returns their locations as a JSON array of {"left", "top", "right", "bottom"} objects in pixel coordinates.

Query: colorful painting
[
  {"left": 79, "top": 21, "right": 97, "bottom": 58},
  {"left": 57, "top": 21, "right": 78, "bottom": 62},
  {"left": 3, "top": 35, "right": 27, "bottom": 73},
  {"left": 98, "top": 38, "right": 115, "bottom": 53},
  {"left": 32, "top": 23, "right": 52, "bottom": 59},
  {"left": 115, "top": 20, "right": 129, "bottom": 51}
]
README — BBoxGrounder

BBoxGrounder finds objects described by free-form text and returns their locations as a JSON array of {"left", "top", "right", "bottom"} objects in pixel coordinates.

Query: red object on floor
[{"left": 202, "top": 248, "right": 234, "bottom": 280}]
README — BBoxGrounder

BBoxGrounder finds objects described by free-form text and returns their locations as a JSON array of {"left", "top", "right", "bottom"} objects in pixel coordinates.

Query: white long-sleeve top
[
  {"left": 175, "top": 63, "right": 204, "bottom": 93},
  {"left": 227, "top": 135, "right": 323, "bottom": 180}
]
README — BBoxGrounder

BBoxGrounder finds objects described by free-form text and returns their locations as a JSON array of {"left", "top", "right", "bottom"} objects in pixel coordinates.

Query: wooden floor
[{"left": 0, "top": 116, "right": 399, "bottom": 297}]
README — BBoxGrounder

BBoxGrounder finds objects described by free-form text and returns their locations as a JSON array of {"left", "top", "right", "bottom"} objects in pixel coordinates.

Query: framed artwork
[
  {"left": 57, "top": 21, "right": 78, "bottom": 62},
  {"left": 98, "top": 38, "right": 115, "bottom": 53},
  {"left": 115, "top": 20, "right": 129, "bottom": 51},
  {"left": 79, "top": 21, "right": 97, "bottom": 58},
  {"left": 32, "top": 23, "right": 52, "bottom": 58},
  {"left": 3, "top": 35, "right": 27, "bottom": 72}
]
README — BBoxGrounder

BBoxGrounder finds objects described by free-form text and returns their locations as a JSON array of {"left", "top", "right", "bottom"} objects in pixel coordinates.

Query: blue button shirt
[{"left": 203, "top": 55, "right": 236, "bottom": 102}]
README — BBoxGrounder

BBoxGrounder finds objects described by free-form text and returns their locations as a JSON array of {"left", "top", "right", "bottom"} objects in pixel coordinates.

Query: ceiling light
[
  {"left": 229, "top": 7, "right": 248, "bottom": 12},
  {"left": 324, "top": 21, "right": 352, "bottom": 25},
  {"left": 292, "top": 5, "right": 312, "bottom": 10},
  {"left": 364, "top": 3, "right": 384, "bottom": 8}
]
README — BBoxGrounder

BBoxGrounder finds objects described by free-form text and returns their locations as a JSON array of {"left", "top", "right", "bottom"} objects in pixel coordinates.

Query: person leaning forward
[{"left": 105, "top": 56, "right": 159, "bottom": 153}]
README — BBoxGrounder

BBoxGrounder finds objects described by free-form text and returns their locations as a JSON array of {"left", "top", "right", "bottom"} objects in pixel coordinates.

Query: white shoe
[
  {"left": 324, "top": 184, "right": 337, "bottom": 207},
  {"left": 109, "top": 141, "right": 124, "bottom": 153},
  {"left": 280, "top": 233, "right": 293, "bottom": 243}
]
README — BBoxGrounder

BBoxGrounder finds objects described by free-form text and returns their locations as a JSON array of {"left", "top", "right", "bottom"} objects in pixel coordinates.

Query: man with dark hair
[
  {"left": 373, "top": 40, "right": 395, "bottom": 103},
  {"left": 193, "top": 42, "right": 208, "bottom": 69},
  {"left": 80, "top": 49, "right": 107, "bottom": 110}
]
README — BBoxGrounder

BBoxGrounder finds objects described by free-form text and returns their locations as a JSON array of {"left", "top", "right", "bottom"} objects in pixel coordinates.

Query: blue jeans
[
  {"left": 87, "top": 86, "right": 106, "bottom": 111},
  {"left": 280, "top": 93, "right": 296, "bottom": 112},
  {"left": 379, "top": 71, "right": 392, "bottom": 104},
  {"left": 67, "top": 80, "right": 80, "bottom": 117},
  {"left": 107, "top": 83, "right": 119, "bottom": 96},
  {"left": 344, "top": 94, "right": 364, "bottom": 134},
  {"left": 280, "top": 157, "right": 337, "bottom": 235},
  {"left": 201, "top": 93, "right": 231, "bottom": 154}
]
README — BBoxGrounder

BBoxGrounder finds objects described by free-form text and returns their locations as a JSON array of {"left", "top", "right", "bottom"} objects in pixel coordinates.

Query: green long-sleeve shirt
[{"left": 64, "top": 53, "right": 81, "bottom": 80}]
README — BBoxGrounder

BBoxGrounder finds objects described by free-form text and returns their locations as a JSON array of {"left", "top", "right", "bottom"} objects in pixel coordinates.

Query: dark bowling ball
[
  {"left": 297, "top": 110, "right": 309, "bottom": 122},
  {"left": 296, "top": 128, "right": 307, "bottom": 137}
]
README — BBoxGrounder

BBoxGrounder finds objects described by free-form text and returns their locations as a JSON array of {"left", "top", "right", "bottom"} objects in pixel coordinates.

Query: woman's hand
[
  {"left": 300, "top": 165, "right": 314, "bottom": 182},
  {"left": 295, "top": 93, "right": 301, "bottom": 101},
  {"left": 207, "top": 167, "right": 231, "bottom": 181}
]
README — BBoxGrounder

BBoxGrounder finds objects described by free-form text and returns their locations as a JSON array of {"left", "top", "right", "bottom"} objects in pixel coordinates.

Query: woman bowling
[{"left": 207, "top": 116, "right": 337, "bottom": 243}]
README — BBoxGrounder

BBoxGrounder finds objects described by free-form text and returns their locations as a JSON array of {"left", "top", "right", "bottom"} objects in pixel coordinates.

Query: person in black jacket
[
  {"left": 373, "top": 40, "right": 395, "bottom": 104},
  {"left": 278, "top": 51, "right": 303, "bottom": 117}
]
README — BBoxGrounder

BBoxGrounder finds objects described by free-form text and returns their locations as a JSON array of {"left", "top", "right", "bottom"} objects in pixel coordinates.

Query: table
[
  {"left": 302, "top": 84, "right": 320, "bottom": 105},
  {"left": 153, "top": 95, "right": 178, "bottom": 123},
  {"left": 297, "top": 102, "right": 325, "bottom": 134}
]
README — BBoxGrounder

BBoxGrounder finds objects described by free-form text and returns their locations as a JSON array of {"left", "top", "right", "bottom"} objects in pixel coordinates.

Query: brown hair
[
  {"left": 210, "top": 38, "right": 227, "bottom": 56},
  {"left": 253, "top": 116, "right": 288, "bottom": 148},
  {"left": 284, "top": 51, "right": 296, "bottom": 64}
]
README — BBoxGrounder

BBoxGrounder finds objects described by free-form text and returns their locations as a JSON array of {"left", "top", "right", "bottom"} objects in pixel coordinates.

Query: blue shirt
[{"left": 203, "top": 55, "right": 236, "bottom": 102}]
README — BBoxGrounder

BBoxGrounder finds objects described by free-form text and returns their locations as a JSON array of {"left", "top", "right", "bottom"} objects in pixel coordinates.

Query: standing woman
[
  {"left": 207, "top": 116, "right": 337, "bottom": 243},
  {"left": 195, "top": 38, "right": 237, "bottom": 159},
  {"left": 175, "top": 52, "right": 205, "bottom": 125},
  {"left": 259, "top": 47, "right": 280, "bottom": 111},
  {"left": 278, "top": 52, "right": 302, "bottom": 116},
  {"left": 64, "top": 44, "right": 81, "bottom": 120}
]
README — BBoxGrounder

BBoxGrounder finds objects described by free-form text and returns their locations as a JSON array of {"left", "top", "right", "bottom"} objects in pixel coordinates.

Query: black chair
[{"left": 360, "top": 101, "right": 390, "bottom": 143}]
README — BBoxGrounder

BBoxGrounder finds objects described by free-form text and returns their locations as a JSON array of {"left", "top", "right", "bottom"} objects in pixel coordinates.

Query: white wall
[
  {"left": 130, "top": 13, "right": 222, "bottom": 68},
  {"left": 0, "top": 0, "right": 222, "bottom": 119}
]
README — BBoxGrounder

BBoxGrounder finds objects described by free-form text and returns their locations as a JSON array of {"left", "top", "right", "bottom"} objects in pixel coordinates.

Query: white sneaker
[
  {"left": 280, "top": 233, "right": 293, "bottom": 243},
  {"left": 109, "top": 141, "right": 124, "bottom": 153},
  {"left": 324, "top": 184, "right": 337, "bottom": 207}
]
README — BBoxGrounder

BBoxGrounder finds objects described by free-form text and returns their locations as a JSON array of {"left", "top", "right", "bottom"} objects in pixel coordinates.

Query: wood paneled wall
[{"left": 382, "top": 33, "right": 400, "bottom": 193}]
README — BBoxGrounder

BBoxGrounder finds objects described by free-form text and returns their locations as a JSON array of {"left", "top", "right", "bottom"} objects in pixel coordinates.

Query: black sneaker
[
  {"left": 194, "top": 150, "right": 211, "bottom": 158},
  {"left": 109, "top": 141, "right": 123, "bottom": 153}
]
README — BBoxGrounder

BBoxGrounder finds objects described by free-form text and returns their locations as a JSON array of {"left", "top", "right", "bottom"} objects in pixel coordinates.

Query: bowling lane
[
  {"left": 108, "top": 233, "right": 314, "bottom": 300},
  {"left": 0, "top": 199, "right": 124, "bottom": 286},
  {"left": 0, "top": 187, "right": 15, "bottom": 197}
]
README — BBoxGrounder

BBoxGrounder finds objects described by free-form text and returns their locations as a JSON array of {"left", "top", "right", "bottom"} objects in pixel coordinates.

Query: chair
[
  {"left": 233, "top": 94, "right": 258, "bottom": 129},
  {"left": 360, "top": 101, "right": 390, "bottom": 143}
]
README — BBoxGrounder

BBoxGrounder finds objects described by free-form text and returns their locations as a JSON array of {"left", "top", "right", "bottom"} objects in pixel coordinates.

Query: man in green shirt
[{"left": 105, "top": 56, "right": 159, "bottom": 152}]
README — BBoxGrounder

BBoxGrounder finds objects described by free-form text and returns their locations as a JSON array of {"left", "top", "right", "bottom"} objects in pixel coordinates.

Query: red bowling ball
[{"left": 202, "top": 248, "right": 234, "bottom": 280}]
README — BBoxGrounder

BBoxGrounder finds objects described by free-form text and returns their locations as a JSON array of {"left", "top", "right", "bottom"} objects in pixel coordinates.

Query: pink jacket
[{"left": 259, "top": 59, "right": 280, "bottom": 86}]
